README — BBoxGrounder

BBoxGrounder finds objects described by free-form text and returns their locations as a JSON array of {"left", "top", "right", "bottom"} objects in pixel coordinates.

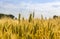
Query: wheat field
[{"left": 0, "top": 14, "right": 60, "bottom": 39}]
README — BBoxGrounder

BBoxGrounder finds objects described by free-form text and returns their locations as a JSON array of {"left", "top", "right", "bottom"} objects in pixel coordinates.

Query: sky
[{"left": 0, "top": 0, "right": 60, "bottom": 19}]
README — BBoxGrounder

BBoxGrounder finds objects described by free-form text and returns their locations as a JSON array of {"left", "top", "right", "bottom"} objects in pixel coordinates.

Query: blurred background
[{"left": 0, "top": 0, "right": 60, "bottom": 19}]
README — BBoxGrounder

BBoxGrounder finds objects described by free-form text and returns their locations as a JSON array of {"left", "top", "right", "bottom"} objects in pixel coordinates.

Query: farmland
[{"left": 0, "top": 14, "right": 60, "bottom": 39}]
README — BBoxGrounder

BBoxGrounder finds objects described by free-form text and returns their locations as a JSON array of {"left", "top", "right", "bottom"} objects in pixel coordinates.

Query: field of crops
[{"left": 0, "top": 14, "right": 60, "bottom": 39}]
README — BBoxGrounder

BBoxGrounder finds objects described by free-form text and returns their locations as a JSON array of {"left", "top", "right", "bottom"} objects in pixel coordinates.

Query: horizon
[{"left": 0, "top": 0, "right": 60, "bottom": 19}]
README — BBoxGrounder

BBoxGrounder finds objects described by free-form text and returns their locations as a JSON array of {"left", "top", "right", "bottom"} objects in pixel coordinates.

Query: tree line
[{"left": 0, "top": 13, "right": 59, "bottom": 20}]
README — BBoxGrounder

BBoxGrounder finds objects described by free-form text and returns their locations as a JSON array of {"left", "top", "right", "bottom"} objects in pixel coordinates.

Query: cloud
[{"left": 0, "top": 1, "right": 60, "bottom": 18}]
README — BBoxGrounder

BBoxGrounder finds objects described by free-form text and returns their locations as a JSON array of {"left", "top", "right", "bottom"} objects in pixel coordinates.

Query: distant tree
[
  {"left": 15, "top": 17, "right": 17, "bottom": 20},
  {"left": 0, "top": 14, "right": 5, "bottom": 18},
  {"left": 53, "top": 15, "right": 58, "bottom": 19},
  {"left": 0, "top": 13, "right": 15, "bottom": 19},
  {"left": 8, "top": 14, "right": 15, "bottom": 19}
]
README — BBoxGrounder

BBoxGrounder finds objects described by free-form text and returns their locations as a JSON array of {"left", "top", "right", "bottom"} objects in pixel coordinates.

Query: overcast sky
[{"left": 0, "top": 0, "right": 60, "bottom": 18}]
